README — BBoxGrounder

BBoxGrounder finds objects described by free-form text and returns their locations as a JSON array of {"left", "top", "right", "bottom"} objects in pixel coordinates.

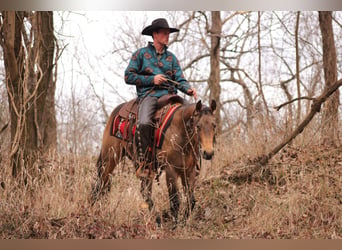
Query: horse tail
[
  {"left": 96, "top": 150, "right": 103, "bottom": 179},
  {"left": 90, "top": 101, "right": 127, "bottom": 205},
  {"left": 90, "top": 149, "right": 104, "bottom": 205},
  {"left": 95, "top": 102, "right": 124, "bottom": 181}
]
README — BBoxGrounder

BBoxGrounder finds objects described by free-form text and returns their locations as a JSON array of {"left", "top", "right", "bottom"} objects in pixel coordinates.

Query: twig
[
  {"left": 274, "top": 96, "right": 315, "bottom": 111},
  {"left": 255, "top": 78, "right": 342, "bottom": 166},
  {"left": 0, "top": 123, "right": 8, "bottom": 134}
]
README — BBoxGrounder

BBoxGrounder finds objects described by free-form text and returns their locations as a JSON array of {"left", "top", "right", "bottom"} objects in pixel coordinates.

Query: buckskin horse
[{"left": 90, "top": 95, "right": 217, "bottom": 226}]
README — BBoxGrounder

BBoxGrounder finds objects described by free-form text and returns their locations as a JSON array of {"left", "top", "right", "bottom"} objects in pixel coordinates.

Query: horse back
[
  {"left": 117, "top": 99, "right": 139, "bottom": 118},
  {"left": 117, "top": 94, "right": 185, "bottom": 119},
  {"left": 109, "top": 94, "right": 184, "bottom": 145}
]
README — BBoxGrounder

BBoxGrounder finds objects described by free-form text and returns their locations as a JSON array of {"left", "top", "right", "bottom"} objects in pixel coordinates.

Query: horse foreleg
[
  {"left": 181, "top": 167, "right": 197, "bottom": 222},
  {"left": 140, "top": 177, "right": 154, "bottom": 210},
  {"left": 166, "top": 169, "right": 180, "bottom": 227}
]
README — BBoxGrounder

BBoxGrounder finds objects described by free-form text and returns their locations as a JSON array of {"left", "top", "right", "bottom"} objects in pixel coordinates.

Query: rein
[{"left": 181, "top": 105, "right": 202, "bottom": 170}]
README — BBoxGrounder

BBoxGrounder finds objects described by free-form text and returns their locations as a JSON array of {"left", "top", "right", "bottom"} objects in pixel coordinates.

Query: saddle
[{"left": 111, "top": 94, "right": 184, "bottom": 148}]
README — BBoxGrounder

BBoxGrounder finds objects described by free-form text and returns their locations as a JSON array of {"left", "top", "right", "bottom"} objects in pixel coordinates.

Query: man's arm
[
  {"left": 124, "top": 49, "right": 154, "bottom": 87},
  {"left": 172, "top": 55, "right": 197, "bottom": 99}
]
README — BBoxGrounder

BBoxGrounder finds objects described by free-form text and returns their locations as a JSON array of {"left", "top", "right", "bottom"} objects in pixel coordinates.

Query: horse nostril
[{"left": 203, "top": 151, "right": 214, "bottom": 160}]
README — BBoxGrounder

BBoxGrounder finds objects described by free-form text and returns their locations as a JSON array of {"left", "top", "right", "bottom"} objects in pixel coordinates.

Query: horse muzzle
[{"left": 203, "top": 150, "right": 214, "bottom": 160}]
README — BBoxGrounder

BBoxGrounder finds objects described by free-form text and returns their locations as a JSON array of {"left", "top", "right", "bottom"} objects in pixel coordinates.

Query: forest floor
[{"left": 0, "top": 142, "right": 341, "bottom": 239}]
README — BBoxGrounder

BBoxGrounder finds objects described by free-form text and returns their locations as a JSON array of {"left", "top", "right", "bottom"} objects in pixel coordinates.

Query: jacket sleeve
[
  {"left": 124, "top": 49, "right": 155, "bottom": 87},
  {"left": 172, "top": 55, "right": 191, "bottom": 95}
]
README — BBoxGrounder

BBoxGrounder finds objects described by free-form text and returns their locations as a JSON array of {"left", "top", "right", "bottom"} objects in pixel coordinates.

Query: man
[{"left": 124, "top": 18, "right": 197, "bottom": 178}]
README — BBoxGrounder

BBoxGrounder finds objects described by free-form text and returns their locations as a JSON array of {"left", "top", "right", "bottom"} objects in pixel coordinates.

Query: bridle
[{"left": 182, "top": 105, "right": 214, "bottom": 172}]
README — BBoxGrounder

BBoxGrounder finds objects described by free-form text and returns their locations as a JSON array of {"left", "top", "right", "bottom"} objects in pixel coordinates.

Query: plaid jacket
[{"left": 124, "top": 42, "right": 191, "bottom": 98}]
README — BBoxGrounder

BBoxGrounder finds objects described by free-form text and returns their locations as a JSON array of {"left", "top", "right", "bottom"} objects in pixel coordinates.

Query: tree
[
  {"left": 0, "top": 11, "right": 57, "bottom": 180},
  {"left": 208, "top": 11, "right": 222, "bottom": 132},
  {"left": 318, "top": 11, "right": 340, "bottom": 146},
  {"left": 295, "top": 11, "right": 301, "bottom": 127}
]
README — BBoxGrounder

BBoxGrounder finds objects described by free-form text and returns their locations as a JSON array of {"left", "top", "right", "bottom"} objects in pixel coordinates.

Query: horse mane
[
  {"left": 178, "top": 102, "right": 213, "bottom": 119},
  {"left": 200, "top": 106, "right": 213, "bottom": 114}
]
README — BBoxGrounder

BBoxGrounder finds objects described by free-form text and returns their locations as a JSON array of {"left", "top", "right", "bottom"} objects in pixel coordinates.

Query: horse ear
[
  {"left": 210, "top": 100, "right": 217, "bottom": 113},
  {"left": 195, "top": 100, "right": 202, "bottom": 113}
]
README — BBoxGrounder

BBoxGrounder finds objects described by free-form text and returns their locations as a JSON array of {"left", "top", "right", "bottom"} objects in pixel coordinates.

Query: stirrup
[
  {"left": 136, "top": 161, "right": 155, "bottom": 179},
  {"left": 136, "top": 161, "right": 149, "bottom": 178}
]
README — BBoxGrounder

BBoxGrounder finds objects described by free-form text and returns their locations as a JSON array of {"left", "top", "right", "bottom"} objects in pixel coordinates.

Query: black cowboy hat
[{"left": 142, "top": 18, "right": 179, "bottom": 36}]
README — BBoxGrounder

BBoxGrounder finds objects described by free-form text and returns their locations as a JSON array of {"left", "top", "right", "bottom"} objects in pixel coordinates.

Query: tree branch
[
  {"left": 274, "top": 96, "right": 315, "bottom": 111},
  {"left": 254, "top": 78, "right": 342, "bottom": 166}
]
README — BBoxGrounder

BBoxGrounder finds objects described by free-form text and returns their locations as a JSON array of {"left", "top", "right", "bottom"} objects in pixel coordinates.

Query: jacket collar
[{"left": 148, "top": 42, "right": 168, "bottom": 55}]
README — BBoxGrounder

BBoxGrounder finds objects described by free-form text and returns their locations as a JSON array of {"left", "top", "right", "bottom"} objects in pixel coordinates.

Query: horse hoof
[
  {"left": 156, "top": 215, "right": 162, "bottom": 227},
  {"left": 139, "top": 202, "right": 149, "bottom": 210}
]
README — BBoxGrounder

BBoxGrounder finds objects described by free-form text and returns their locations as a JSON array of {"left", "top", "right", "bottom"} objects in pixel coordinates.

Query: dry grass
[{"left": 0, "top": 129, "right": 341, "bottom": 239}]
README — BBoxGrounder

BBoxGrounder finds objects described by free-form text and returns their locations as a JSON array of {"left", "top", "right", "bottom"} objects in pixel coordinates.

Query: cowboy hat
[{"left": 142, "top": 18, "right": 179, "bottom": 36}]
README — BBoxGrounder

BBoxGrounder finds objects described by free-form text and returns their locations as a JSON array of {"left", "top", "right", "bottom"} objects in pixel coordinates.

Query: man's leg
[{"left": 135, "top": 96, "right": 158, "bottom": 177}]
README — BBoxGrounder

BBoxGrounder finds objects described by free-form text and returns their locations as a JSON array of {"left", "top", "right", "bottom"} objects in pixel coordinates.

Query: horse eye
[
  {"left": 196, "top": 125, "right": 201, "bottom": 131},
  {"left": 213, "top": 123, "right": 217, "bottom": 129}
]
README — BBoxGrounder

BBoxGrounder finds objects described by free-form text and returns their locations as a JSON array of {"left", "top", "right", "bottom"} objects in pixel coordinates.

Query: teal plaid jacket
[{"left": 124, "top": 42, "right": 191, "bottom": 98}]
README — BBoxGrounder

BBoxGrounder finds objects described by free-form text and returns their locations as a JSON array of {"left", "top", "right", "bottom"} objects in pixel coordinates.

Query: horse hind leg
[
  {"left": 90, "top": 152, "right": 105, "bottom": 205},
  {"left": 90, "top": 146, "right": 123, "bottom": 205}
]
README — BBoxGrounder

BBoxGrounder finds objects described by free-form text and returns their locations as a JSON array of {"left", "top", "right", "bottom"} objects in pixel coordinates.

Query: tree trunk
[
  {"left": 208, "top": 11, "right": 222, "bottom": 133},
  {"left": 257, "top": 12, "right": 269, "bottom": 117},
  {"left": 295, "top": 11, "right": 301, "bottom": 126},
  {"left": 318, "top": 11, "right": 339, "bottom": 146},
  {"left": 0, "top": 11, "right": 56, "bottom": 180},
  {"left": 35, "top": 12, "right": 57, "bottom": 152}
]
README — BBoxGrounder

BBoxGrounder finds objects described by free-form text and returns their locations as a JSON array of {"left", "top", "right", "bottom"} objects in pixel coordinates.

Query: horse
[{"left": 90, "top": 97, "right": 217, "bottom": 226}]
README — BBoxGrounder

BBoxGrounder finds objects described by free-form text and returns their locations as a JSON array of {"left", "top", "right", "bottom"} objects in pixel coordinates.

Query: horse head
[{"left": 193, "top": 100, "right": 217, "bottom": 160}]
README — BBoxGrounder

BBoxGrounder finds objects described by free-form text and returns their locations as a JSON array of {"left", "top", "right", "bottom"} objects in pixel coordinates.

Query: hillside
[{"left": 0, "top": 142, "right": 341, "bottom": 239}]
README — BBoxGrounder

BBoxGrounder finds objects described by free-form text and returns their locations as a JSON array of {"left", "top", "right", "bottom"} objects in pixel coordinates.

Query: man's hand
[
  {"left": 187, "top": 88, "right": 198, "bottom": 100},
  {"left": 154, "top": 74, "right": 167, "bottom": 85}
]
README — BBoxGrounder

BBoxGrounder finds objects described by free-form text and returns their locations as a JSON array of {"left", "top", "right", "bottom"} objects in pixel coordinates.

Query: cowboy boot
[{"left": 135, "top": 124, "right": 154, "bottom": 178}]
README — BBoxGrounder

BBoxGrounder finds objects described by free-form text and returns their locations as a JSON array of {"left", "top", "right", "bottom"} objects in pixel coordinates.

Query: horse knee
[{"left": 170, "top": 194, "right": 180, "bottom": 219}]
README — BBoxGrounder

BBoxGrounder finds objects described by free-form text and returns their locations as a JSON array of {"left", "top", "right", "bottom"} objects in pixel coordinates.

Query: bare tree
[
  {"left": 208, "top": 11, "right": 222, "bottom": 132},
  {"left": 257, "top": 12, "right": 269, "bottom": 117},
  {"left": 0, "top": 11, "right": 57, "bottom": 179},
  {"left": 319, "top": 11, "right": 340, "bottom": 146},
  {"left": 295, "top": 11, "right": 301, "bottom": 126}
]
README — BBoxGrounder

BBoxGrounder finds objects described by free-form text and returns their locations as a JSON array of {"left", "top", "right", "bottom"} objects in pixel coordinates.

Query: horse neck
[
  {"left": 180, "top": 103, "right": 196, "bottom": 121},
  {"left": 178, "top": 103, "right": 200, "bottom": 152}
]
